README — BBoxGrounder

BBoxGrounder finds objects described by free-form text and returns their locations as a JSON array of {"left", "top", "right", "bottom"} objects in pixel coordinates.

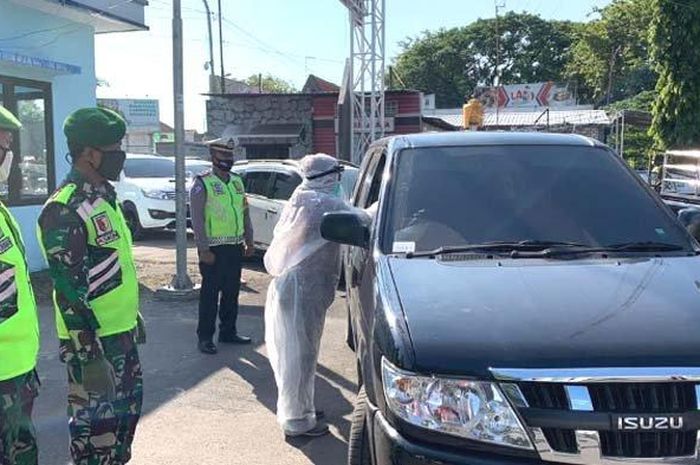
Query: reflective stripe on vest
[
  {"left": 0, "top": 202, "right": 39, "bottom": 381},
  {"left": 200, "top": 173, "right": 245, "bottom": 244},
  {"left": 38, "top": 183, "right": 139, "bottom": 339}
]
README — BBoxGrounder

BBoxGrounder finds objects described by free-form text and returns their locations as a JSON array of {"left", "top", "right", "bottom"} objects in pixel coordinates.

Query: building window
[
  {"left": 385, "top": 101, "right": 399, "bottom": 117},
  {"left": 0, "top": 76, "right": 55, "bottom": 206}
]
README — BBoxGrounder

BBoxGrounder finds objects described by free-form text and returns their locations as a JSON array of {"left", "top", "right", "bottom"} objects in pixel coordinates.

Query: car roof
[
  {"left": 125, "top": 153, "right": 172, "bottom": 160},
  {"left": 378, "top": 131, "right": 605, "bottom": 151},
  {"left": 233, "top": 159, "right": 359, "bottom": 170}
]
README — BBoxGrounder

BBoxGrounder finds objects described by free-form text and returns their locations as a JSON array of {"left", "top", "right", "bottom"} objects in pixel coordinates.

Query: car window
[
  {"left": 384, "top": 145, "right": 693, "bottom": 253},
  {"left": 124, "top": 158, "right": 175, "bottom": 178},
  {"left": 185, "top": 161, "right": 210, "bottom": 178},
  {"left": 245, "top": 171, "right": 273, "bottom": 197},
  {"left": 359, "top": 152, "right": 386, "bottom": 209},
  {"left": 269, "top": 172, "right": 302, "bottom": 200},
  {"left": 341, "top": 167, "right": 359, "bottom": 201},
  {"left": 354, "top": 148, "right": 382, "bottom": 207}
]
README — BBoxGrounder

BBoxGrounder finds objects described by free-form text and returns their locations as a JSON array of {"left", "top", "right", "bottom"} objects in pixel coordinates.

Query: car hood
[
  {"left": 387, "top": 256, "right": 700, "bottom": 378},
  {"left": 121, "top": 177, "right": 177, "bottom": 191}
]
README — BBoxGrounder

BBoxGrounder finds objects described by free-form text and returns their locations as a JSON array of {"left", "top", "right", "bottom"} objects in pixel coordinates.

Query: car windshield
[
  {"left": 124, "top": 158, "right": 175, "bottom": 178},
  {"left": 384, "top": 145, "right": 692, "bottom": 254}
]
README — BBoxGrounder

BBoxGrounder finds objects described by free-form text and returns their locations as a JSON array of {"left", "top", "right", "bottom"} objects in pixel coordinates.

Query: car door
[
  {"left": 267, "top": 168, "right": 303, "bottom": 236},
  {"left": 347, "top": 147, "right": 387, "bottom": 347},
  {"left": 241, "top": 169, "right": 275, "bottom": 248}
]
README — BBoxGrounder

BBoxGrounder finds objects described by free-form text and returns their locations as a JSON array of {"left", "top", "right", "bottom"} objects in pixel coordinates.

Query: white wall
[{"left": 0, "top": 0, "right": 97, "bottom": 270}]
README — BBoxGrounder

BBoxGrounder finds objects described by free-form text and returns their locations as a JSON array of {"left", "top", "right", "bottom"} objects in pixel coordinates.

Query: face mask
[
  {"left": 333, "top": 183, "right": 346, "bottom": 198},
  {"left": 0, "top": 150, "right": 12, "bottom": 183},
  {"left": 97, "top": 149, "right": 126, "bottom": 181},
  {"left": 213, "top": 158, "right": 234, "bottom": 172}
]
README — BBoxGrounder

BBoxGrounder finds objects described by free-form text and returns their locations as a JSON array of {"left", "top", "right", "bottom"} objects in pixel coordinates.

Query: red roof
[{"left": 302, "top": 75, "right": 340, "bottom": 93}]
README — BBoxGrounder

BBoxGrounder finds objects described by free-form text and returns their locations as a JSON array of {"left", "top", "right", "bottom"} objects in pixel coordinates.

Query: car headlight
[
  {"left": 381, "top": 358, "right": 533, "bottom": 449},
  {"left": 142, "top": 189, "right": 172, "bottom": 200}
]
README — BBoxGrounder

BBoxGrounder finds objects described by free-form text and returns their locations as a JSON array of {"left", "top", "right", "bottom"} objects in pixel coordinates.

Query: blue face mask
[{"left": 333, "top": 183, "right": 345, "bottom": 198}]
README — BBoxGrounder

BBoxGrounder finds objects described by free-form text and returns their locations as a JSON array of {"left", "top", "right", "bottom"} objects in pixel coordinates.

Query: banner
[{"left": 474, "top": 82, "right": 576, "bottom": 109}]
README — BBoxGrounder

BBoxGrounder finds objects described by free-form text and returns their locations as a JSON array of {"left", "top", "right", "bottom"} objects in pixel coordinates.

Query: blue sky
[{"left": 96, "top": 0, "right": 611, "bottom": 132}]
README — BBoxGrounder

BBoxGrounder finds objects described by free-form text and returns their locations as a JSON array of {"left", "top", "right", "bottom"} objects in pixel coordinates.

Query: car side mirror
[
  {"left": 321, "top": 211, "right": 370, "bottom": 249},
  {"left": 678, "top": 208, "right": 700, "bottom": 242}
]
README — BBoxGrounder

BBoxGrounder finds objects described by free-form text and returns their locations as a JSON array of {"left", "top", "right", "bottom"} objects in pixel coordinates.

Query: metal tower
[{"left": 340, "top": 0, "right": 386, "bottom": 164}]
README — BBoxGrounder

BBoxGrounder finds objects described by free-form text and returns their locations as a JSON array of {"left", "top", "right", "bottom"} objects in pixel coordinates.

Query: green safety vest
[
  {"left": 39, "top": 183, "right": 139, "bottom": 339},
  {"left": 0, "top": 202, "right": 39, "bottom": 381},
  {"left": 200, "top": 173, "right": 246, "bottom": 245}
]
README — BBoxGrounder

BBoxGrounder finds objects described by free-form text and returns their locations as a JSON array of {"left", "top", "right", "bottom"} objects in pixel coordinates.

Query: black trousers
[{"left": 197, "top": 244, "right": 243, "bottom": 342}]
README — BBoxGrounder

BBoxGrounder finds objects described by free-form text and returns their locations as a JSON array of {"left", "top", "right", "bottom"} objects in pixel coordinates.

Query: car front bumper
[{"left": 370, "top": 406, "right": 543, "bottom": 465}]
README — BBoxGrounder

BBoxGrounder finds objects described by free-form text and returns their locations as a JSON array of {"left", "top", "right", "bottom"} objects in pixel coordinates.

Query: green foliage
[
  {"left": 245, "top": 74, "right": 297, "bottom": 93},
  {"left": 650, "top": 0, "right": 700, "bottom": 149},
  {"left": 392, "top": 13, "right": 576, "bottom": 107},
  {"left": 565, "top": 0, "right": 656, "bottom": 105},
  {"left": 607, "top": 90, "right": 656, "bottom": 168}
]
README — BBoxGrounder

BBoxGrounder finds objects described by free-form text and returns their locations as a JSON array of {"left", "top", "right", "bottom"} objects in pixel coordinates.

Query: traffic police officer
[
  {"left": 38, "top": 107, "right": 144, "bottom": 465},
  {"left": 0, "top": 106, "right": 40, "bottom": 465},
  {"left": 190, "top": 137, "right": 254, "bottom": 354}
]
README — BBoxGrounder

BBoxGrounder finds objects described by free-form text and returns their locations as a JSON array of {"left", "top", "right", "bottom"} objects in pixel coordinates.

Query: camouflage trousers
[
  {"left": 64, "top": 332, "right": 142, "bottom": 465},
  {"left": 0, "top": 370, "right": 39, "bottom": 465}
]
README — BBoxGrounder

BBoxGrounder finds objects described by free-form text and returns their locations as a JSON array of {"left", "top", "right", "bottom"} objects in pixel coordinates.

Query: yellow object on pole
[{"left": 462, "top": 98, "right": 484, "bottom": 130}]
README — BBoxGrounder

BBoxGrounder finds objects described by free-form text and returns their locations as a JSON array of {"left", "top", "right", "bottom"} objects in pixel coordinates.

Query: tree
[
  {"left": 606, "top": 90, "right": 656, "bottom": 167},
  {"left": 392, "top": 13, "right": 576, "bottom": 108},
  {"left": 650, "top": 0, "right": 700, "bottom": 149},
  {"left": 565, "top": 0, "right": 656, "bottom": 105},
  {"left": 245, "top": 74, "right": 297, "bottom": 93}
]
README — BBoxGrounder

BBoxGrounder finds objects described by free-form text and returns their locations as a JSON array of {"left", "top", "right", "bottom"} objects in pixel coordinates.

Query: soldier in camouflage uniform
[
  {"left": 38, "top": 108, "right": 144, "bottom": 465},
  {"left": 0, "top": 106, "right": 40, "bottom": 465}
]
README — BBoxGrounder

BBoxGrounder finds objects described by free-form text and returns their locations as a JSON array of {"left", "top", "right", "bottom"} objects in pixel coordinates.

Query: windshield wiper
[
  {"left": 531, "top": 241, "right": 686, "bottom": 258},
  {"left": 601, "top": 241, "right": 685, "bottom": 252},
  {"left": 404, "top": 240, "right": 591, "bottom": 259}
]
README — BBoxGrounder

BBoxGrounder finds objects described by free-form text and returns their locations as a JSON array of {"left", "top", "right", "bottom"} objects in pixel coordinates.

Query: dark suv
[{"left": 321, "top": 132, "right": 700, "bottom": 465}]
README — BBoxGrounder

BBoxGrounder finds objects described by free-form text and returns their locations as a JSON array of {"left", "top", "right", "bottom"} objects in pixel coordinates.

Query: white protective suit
[{"left": 264, "top": 154, "right": 348, "bottom": 434}]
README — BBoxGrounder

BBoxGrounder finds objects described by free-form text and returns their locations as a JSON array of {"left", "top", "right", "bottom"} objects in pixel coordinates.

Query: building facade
[
  {"left": 206, "top": 90, "right": 423, "bottom": 161},
  {"left": 0, "top": 0, "right": 147, "bottom": 269}
]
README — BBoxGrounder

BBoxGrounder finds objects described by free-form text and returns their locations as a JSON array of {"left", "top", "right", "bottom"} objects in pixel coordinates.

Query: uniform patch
[
  {"left": 212, "top": 182, "right": 225, "bottom": 195},
  {"left": 92, "top": 212, "right": 120, "bottom": 246},
  {"left": 0, "top": 236, "right": 12, "bottom": 254}
]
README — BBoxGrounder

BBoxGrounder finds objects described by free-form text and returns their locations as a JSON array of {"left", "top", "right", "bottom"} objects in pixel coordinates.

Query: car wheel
[
  {"left": 348, "top": 386, "right": 372, "bottom": 465},
  {"left": 123, "top": 206, "right": 144, "bottom": 241}
]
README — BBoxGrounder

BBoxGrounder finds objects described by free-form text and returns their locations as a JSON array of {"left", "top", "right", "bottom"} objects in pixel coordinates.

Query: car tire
[
  {"left": 123, "top": 205, "right": 145, "bottom": 241},
  {"left": 348, "top": 386, "right": 372, "bottom": 465}
]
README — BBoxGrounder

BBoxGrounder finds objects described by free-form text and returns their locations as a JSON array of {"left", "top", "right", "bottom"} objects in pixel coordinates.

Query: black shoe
[
  {"left": 285, "top": 423, "right": 330, "bottom": 438},
  {"left": 218, "top": 334, "right": 252, "bottom": 344},
  {"left": 198, "top": 341, "right": 217, "bottom": 354}
]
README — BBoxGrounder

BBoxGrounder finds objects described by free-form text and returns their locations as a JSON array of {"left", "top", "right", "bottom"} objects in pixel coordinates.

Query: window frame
[
  {"left": 0, "top": 75, "right": 56, "bottom": 206},
  {"left": 243, "top": 169, "right": 275, "bottom": 198},
  {"left": 268, "top": 170, "right": 302, "bottom": 201}
]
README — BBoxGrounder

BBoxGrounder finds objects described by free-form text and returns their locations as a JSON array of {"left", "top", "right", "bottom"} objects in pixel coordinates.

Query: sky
[{"left": 95, "top": 0, "right": 612, "bottom": 133}]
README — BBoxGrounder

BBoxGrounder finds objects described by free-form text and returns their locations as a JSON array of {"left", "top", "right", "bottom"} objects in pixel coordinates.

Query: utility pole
[
  {"left": 217, "top": 0, "right": 225, "bottom": 93},
  {"left": 494, "top": 1, "right": 505, "bottom": 125},
  {"left": 164, "top": 0, "right": 193, "bottom": 295},
  {"left": 202, "top": 0, "right": 215, "bottom": 88}
]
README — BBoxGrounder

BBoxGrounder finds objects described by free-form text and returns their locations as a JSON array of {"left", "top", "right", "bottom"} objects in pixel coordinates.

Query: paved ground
[{"left": 33, "top": 231, "right": 357, "bottom": 465}]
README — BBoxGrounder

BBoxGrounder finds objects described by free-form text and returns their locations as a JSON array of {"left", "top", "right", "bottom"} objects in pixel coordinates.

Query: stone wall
[{"left": 206, "top": 95, "right": 314, "bottom": 159}]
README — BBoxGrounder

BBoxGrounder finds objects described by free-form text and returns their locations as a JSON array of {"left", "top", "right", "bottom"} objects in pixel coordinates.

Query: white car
[
  {"left": 114, "top": 154, "right": 210, "bottom": 239},
  {"left": 230, "top": 159, "right": 359, "bottom": 250}
]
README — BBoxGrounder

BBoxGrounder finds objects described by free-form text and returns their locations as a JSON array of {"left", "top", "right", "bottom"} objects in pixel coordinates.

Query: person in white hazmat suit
[{"left": 264, "top": 154, "right": 348, "bottom": 438}]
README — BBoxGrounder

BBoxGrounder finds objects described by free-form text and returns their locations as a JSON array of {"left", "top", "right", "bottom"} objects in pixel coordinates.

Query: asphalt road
[{"left": 33, "top": 231, "right": 357, "bottom": 465}]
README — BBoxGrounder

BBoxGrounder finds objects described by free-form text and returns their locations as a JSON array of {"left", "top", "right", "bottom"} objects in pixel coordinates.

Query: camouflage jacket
[{"left": 38, "top": 169, "right": 117, "bottom": 363}]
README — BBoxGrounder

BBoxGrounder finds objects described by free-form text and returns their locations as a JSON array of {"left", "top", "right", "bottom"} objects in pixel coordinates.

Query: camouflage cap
[
  {"left": 0, "top": 105, "right": 22, "bottom": 131},
  {"left": 63, "top": 107, "right": 126, "bottom": 147}
]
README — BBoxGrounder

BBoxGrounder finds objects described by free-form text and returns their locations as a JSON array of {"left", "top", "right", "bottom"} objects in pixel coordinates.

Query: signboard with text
[
  {"left": 98, "top": 98, "right": 160, "bottom": 131},
  {"left": 475, "top": 82, "right": 576, "bottom": 109}
]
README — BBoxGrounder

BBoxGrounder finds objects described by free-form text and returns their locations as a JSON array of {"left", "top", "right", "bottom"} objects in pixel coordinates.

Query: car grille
[{"left": 517, "top": 382, "right": 698, "bottom": 458}]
